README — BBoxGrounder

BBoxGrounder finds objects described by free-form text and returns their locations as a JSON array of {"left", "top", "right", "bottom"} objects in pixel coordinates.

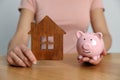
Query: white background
[{"left": 0, "top": 0, "right": 120, "bottom": 55}]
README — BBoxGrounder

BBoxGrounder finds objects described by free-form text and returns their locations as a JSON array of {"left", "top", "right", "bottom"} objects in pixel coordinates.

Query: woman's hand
[
  {"left": 7, "top": 44, "right": 37, "bottom": 67},
  {"left": 6, "top": 9, "right": 36, "bottom": 67},
  {"left": 78, "top": 50, "right": 106, "bottom": 65}
]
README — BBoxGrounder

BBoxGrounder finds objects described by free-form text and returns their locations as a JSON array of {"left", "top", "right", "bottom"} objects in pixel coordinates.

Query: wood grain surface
[{"left": 0, "top": 53, "right": 120, "bottom": 80}]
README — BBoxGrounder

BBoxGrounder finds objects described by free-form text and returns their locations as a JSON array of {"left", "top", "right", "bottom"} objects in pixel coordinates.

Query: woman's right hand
[{"left": 7, "top": 44, "right": 37, "bottom": 67}]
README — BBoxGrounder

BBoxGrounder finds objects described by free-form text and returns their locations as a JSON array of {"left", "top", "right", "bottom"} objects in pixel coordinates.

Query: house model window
[
  {"left": 29, "top": 16, "right": 66, "bottom": 60},
  {"left": 40, "top": 36, "right": 54, "bottom": 50}
]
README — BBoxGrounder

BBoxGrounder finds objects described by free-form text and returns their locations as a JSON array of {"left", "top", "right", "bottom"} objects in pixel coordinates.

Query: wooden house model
[{"left": 29, "top": 16, "right": 66, "bottom": 60}]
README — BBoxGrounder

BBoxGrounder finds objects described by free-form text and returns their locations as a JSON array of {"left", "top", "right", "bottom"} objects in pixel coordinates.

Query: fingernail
[
  {"left": 22, "top": 64, "right": 27, "bottom": 67},
  {"left": 33, "top": 61, "right": 37, "bottom": 64}
]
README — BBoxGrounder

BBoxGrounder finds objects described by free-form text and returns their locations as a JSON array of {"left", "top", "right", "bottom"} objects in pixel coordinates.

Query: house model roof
[{"left": 29, "top": 16, "right": 66, "bottom": 35}]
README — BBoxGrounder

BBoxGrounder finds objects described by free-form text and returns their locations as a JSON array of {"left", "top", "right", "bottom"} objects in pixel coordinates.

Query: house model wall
[{"left": 29, "top": 16, "right": 66, "bottom": 60}]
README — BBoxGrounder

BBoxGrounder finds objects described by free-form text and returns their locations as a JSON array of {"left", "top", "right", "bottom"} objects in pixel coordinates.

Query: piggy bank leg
[
  {"left": 78, "top": 55, "right": 83, "bottom": 60},
  {"left": 93, "top": 55, "right": 100, "bottom": 60}
]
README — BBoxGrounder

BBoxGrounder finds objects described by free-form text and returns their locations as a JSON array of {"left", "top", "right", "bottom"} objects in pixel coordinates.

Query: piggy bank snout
[{"left": 82, "top": 43, "right": 91, "bottom": 50}]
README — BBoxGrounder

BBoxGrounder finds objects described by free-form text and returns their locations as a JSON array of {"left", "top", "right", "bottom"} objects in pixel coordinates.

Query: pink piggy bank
[{"left": 76, "top": 31, "right": 104, "bottom": 60}]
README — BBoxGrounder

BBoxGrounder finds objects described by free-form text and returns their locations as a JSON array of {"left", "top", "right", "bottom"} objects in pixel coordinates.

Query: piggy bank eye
[
  {"left": 90, "top": 39, "right": 92, "bottom": 41},
  {"left": 84, "top": 38, "right": 86, "bottom": 40}
]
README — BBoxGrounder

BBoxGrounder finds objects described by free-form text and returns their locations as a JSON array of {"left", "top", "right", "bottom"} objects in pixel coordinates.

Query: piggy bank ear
[
  {"left": 76, "top": 31, "right": 84, "bottom": 38},
  {"left": 95, "top": 32, "right": 103, "bottom": 39}
]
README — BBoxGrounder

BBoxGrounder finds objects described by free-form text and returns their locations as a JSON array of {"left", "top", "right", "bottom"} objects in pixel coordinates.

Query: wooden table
[{"left": 0, "top": 53, "right": 120, "bottom": 80}]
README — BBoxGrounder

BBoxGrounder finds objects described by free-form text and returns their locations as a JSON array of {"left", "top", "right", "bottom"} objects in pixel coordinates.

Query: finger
[
  {"left": 10, "top": 51, "right": 26, "bottom": 67},
  {"left": 89, "top": 59, "right": 100, "bottom": 65},
  {"left": 82, "top": 57, "right": 90, "bottom": 62},
  {"left": 101, "top": 49, "right": 107, "bottom": 56},
  {"left": 20, "top": 45, "right": 37, "bottom": 64},
  {"left": 89, "top": 56, "right": 103, "bottom": 65},
  {"left": 77, "top": 57, "right": 83, "bottom": 63},
  {"left": 13, "top": 46, "right": 32, "bottom": 67},
  {"left": 7, "top": 55, "right": 16, "bottom": 66}
]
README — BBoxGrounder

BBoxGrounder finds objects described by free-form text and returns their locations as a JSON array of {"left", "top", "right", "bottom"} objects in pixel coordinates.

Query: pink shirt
[{"left": 19, "top": 0, "right": 104, "bottom": 53}]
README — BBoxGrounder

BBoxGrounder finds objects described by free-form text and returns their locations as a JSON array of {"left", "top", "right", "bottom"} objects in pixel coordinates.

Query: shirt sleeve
[
  {"left": 19, "top": 0, "right": 36, "bottom": 13},
  {"left": 90, "top": 0, "right": 104, "bottom": 11}
]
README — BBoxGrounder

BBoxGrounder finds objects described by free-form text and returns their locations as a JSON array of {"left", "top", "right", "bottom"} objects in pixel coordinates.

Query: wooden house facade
[{"left": 30, "top": 16, "right": 66, "bottom": 60}]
